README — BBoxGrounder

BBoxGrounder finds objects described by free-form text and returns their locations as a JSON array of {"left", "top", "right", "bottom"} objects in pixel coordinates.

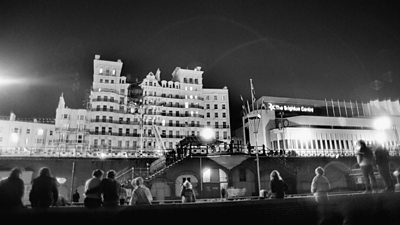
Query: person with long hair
[
  {"left": 269, "top": 170, "right": 288, "bottom": 199},
  {"left": 0, "top": 167, "right": 25, "bottom": 209},
  {"left": 355, "top": 140, "right": 377, "bottom": 193},
  {"left": 29, "top": 167, "right": 59, "bottom": 208}
]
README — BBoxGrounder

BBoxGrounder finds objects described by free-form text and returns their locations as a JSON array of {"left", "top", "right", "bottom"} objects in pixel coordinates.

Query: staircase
[{"left": 146, "top": 156, "right": 187, "bottom": 181}]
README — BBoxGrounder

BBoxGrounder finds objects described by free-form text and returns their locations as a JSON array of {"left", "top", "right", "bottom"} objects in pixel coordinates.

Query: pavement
[{"left": 1, "top": 191, "right": 400, "bottom": 225}]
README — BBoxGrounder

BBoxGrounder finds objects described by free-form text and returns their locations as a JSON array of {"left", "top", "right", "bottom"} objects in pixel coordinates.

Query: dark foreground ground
[{"left": 1, "top": 192, "right": 400, "bottom": 225}]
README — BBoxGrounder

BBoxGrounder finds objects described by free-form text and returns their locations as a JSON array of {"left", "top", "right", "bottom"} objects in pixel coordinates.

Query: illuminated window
[
  {"left": 190, "top": 87, "right": 193, "bottom": 91},
  {"left": 112, "top": 69, "right": 116, "bottom": 75},
  {"left": 99, "top": 68, "right": 103, "bottom": 74},
  {"left": 185, "top": 102, "right": 189, "bottom": 108}
]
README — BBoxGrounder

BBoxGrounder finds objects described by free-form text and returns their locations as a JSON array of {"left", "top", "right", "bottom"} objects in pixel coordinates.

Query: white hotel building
[
  {"left": 244, "top": 96, "right": 400, "bottom": 157},
  {"left": 0, "top": 55, "right": 231, "bottom": 157}
]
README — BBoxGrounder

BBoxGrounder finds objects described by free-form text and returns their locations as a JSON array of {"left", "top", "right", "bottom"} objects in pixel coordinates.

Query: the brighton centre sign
[{"left": 267, "top": 103, "right": 314, "bottom": 113}]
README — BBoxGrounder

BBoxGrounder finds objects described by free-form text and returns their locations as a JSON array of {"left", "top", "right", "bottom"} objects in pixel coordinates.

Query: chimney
[{"left": 9, "top": 112, "right": 16, "bottom": 121}]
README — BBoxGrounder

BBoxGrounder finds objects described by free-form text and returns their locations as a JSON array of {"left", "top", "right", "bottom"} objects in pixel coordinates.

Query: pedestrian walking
[
  {"left": 84, "top": 169, "right": 103, "bottom": 208},
  {"left": 311, "top": 167, "right": 331, "bottom": 203},
  {"left": 374, "top": 146, "right": 394, "bottom": 192},
  {"left": 269, "top": 170, "right": 288, "bottom": 199},
  {"left": 355, "top": 140, "right": 377, "bottom": 193},
  {"left": 311, "top": 166, "right": 331, "bottom": 225},
  {"left": 72, "top": 189, "right": 80, "bottom": 203},
  {"left": 29, "top": 167, "right": 59, "bottom": 208},
  {"left": 180, "top": 180, "right": 196, "bottom": 203},
  {"left": 0, "top": 168, "right": 25, "bottom": 209}
]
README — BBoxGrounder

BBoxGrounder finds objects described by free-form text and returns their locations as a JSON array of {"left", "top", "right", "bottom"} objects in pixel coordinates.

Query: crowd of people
[{"left": 0, "top": 139, "right": 399, "bottom": 211}]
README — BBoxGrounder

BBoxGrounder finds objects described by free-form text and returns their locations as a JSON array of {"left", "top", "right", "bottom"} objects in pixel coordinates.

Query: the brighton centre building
[{"left": 243, "top": 96, "right": 400, "bottom": 157}]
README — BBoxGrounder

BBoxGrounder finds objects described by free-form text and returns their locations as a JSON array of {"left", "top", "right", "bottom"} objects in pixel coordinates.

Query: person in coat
[
  {"left": 29, "top": 167, "right": 59, "bottom": 208},
  {"left": 0, "top": 167, "right": 25, "bottom": 209},
  {"left": 269, "top": 170, "right": 288, "bottom": 199},
  {"left": 180, "top": 180, "right": 196, "bottom": 203}
]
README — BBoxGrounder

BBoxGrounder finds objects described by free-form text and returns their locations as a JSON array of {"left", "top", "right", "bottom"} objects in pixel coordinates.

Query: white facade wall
[{"left": 0, "top": 114, "right": 56, "bottom": 155}]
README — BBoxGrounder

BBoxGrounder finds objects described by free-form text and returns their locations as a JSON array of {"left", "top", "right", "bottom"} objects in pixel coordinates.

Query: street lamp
[{"left": 248, "top": 113, "right": 262, "bottom": 196}]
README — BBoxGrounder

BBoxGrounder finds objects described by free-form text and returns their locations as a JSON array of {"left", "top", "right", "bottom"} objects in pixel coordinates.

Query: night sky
[{"left": 1, "top": 0, "right": 399, "bottom": 131}]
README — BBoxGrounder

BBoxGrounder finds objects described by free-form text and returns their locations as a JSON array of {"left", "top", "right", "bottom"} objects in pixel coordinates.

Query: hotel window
[
  {"left": 102, "top": 105, "right": 107, "bottom": 111},
  {"left": 94, "top": 139, "right": 98, "bottom": 147},
  {"left": 119, "top": 128, "right": 123, "bottom": 136},
  {"left": 63, "top": 114, "right": 68, "bottom": 119},
  {"left": 96, "top": 106, "right": 100, "bottom": 111},
  {"left": 176, "top": 121, "right": 180, "bottom": 126},
  {"left": 133, "top": 141, "right": 137, "bottom": 148},
  {"left": 222, "top": 104, "right": 226, "bottom": 109},
  {"left": 169, "top": 130, "right": 173, "bottom": 138},
  {"left": 118, "top": 141, "right": 122, "bottom": 148},
  {"left": 223, "top": 122, "right": 227, "bottom": 128},
  {"left": 206, "top": 96, "right": 210, "bottom": 100},
  {"left": 126, "top": 129, "right": 130, "bottom": 135},
  {"left": 207, "top": 121, "right": 211, "bottom": 126},
  {"left": 49, "top": 131, "right": 53, "bottom": 136},
  {"left": 176, "top": 131, "right": 180, "bottom": 137},
  {"left": 214, "top": 104, "right": 218, "bottom": 109},
  {"left": 223, "top": 131, "right": 227, "bottom": 139},
  {"left": 97, "top": 96, "right": 101, "bottom": 101},
  {"left": 99, "top": 68, "right": 103, "bottom": 74},
  {"left": 108, "top": 128, "right": 112, "bottom": 134},
  {"left": 222, "top": 113, "right": 226, "bottom": 118},
  {"left": 102, "top": 116, "right": 106, "bottom": 122},
  {"left": 95, "top": 127, "right": 99, "bottom": 134},
  {"left": 214, "top": 113, "right": 218, "bottom": 118},
  {"left": 194, "top": 79, "right": 198, "bottom": 84},
  {"left": 105, "top": 79, "right": 109, "bottom": 83},
  {"left": 190, "top": 86, "right": 193, "bottom": 91},
  {"left": 184, "top": 78, "right": 187, "bottom": 83},
  {"left": 112, "top": 69, "right": 116, "bottom": 75},
  {"left": 100, "top": 79, "right": 103, "bottom": 83},
  {"left": 133, "top": 129, "right": 138, "bottom": 135},
  {"left": 126, "top": 141, "right": 130, "bottom": 148},
  {"left": 185, "top": 102, "right": 189, "bottom": 108},
  {"left": 101, "top": 127, "right": 106, "bottom": 135},
  {"left": 214, "top": 96, "right": 217, "bottom": 100},
  {"left": 111, "top": 80, "right": 114, "bottom": 84},
  {"left": 108, "top": 116, "right": 112, "bottom": 123},
  {"left": 110, "top": 106, "right": 114, "bottom": 112},
  {"left": 215, "top": 122, "right": 219, "bottom": 128},
  {"left": 78, "top": 135, "right": 82, "bottom": 143},
  {"left": 192, "top": 131, "right": 195, "bottom": 136},
  {"left": 222, "top": 96, "right": 226, "bottom": 101},
  {"left": 26, "top": 129, "right": 31, "bottom": 134},
  {"left": 95, "top": 116, "right": 100, "bottom": 122}
]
